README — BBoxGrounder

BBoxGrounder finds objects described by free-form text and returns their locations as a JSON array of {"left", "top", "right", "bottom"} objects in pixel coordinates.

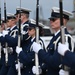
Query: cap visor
[{"left": 48, "top": 17, "right": 58, "bottom": 19}]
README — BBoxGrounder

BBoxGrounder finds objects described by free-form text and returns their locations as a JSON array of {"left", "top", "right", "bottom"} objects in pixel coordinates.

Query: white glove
[
  {"left": 58, "top": 42, "right": 69, "bottom": 56},
  {"left": 3, "top": 48, "right": 6, "bottom": 54},
  {"left": 32, "top": 66, "right": 42, "bottom": 75},
  {"left": 59, "top": 69, "right": 69, "bottom": 75},
  {"left": 0, "top": 33, "right": 3, "bottom": 37},
  {"left": 15, "top": 63, "right": 23, "bottom": 70},
  {"left": 2, "top": 30, "right": 9, "bottom": 37},
  {"left": 16, "top": 46, "right": 22, "bottom": 54},
  {"left": 32, "top": 42, "right": 42, "bottom": 53}
]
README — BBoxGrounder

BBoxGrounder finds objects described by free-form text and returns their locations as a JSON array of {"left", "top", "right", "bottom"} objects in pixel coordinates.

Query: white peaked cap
[
  {"left": 51, "top": 7, "right": 72, "bottom": 16},
  {"left": 29, "top": 19, "right": 44, "bottom": 27}
]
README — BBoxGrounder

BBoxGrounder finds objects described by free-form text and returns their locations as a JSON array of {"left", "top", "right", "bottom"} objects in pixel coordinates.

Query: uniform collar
[
  {"left": 10, "top": 25, "right": 16, "bottom": 31},
  {"left": 54, "top": 27, "right": 66, "bottom": 36},
  {"left": 31, "top": 37, "right": 35, "bottom": 42},
  {"left": 54, "top": 30, "right": 60, "bottom": 36},
  {"left": 22, "top": 20, "right": 29, "bottom": 25}
]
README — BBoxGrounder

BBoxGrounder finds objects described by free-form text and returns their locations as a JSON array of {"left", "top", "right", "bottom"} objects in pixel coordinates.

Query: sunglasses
[{"left": 50, "top": 18, "right": 58, "bottom": 22}]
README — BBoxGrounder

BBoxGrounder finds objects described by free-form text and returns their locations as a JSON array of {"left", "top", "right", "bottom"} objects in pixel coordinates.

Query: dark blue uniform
[
  {"left": 5, "top": 20, "right": 31, "bottom": 75},
  {"left": 37, "top": 28, "right": 72, "bottom": 75},
  {"left": 21, "top": 20, "right": 31, "bottom": 50},
  {"left": 18, "top": 37, "right": 45, "bottom": 75},
  {"left": 8, "top": 21, "right": 32, "bottom": 75},
  {"left": 61, "top": 49, "right": 75, "bottom": 75},
  {"left": 0, "top": 25, "right": 18, "bottom": 75},
  {"left": 62, "top": 51, "right": 75, "bottom": 69}
]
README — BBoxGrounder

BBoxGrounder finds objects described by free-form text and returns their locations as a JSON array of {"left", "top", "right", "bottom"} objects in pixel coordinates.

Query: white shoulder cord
[
  {"left": 9, "top": 29, "right": 18, "bottom": 38},
  {"left": 65, "top": 34, "right": 75, "bottom": 52},
  {"left": 39, "top": 40, "right": 44, "bottom": 49},
  {"left": 53, "top": 34, "right": 75, "bottom": 52},
  {"left": 53, "top": 36, "right": 60, "bottom": 50}
]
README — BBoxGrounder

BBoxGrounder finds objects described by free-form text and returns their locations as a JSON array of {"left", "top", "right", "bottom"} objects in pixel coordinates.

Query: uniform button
[
  {"left": 48, "top": 48, "right": 49, "bottom": 49},
  {"left": 42, "top": 63, "right": 45, "bottom": 66},
  {"left": 29, "top": 71, "right": 30, "bottom": 73},
  {"left": 50, "top": 48, "right": 52, "bottom": 49},
  {"left": 59, "top": 64, "right": 62, "bottom": 68},
  {"left": 24, "top": 66, "right": 26, "bottom": 68},
  {"left": 46, "top": 69, "right": 48, "bottom": 72},
  {"left": 27, "top": 51, "right": 28, "bottom": 52},
  {"left": 15, "top": 60, "right": 17, "bottom": 63},
  {"left": 32, "top": 59, "right": 34, "bottom": 61}
]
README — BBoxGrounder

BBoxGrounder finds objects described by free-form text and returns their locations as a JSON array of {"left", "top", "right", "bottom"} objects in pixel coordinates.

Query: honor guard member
[
  {"left": 0, "top": 18, "right": 8, "bottom": 69},
  {"left": 0, "top": 13, "right": 18, "bottom": 75},
  {"left": 15, "top": 20, "right": 45, "bottom": 75},
  {"left": 0, "top": 18, "right": 8, "bottom": 73},
  {"left": 31, "top": 7, "right": 73, "bottom": 75},
  {"left": 0, "top": 17, "right": 8, "bottom": 69},
  {"left": 57, "top": 10, "right": 75, "bottom": 75},
  {"left": 57, "top": 36, "right": 75, "bottom": 74},
  {"left": 15, "top": 7, "right": 31, "bottom": 49}
]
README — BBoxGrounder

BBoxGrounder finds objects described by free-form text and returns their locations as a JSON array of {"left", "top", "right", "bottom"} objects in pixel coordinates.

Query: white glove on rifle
[
  {"left": 59, "top": 69, "right": 69, "bottom": 75},
  {"left": 32, "top": 66, "right": 42, "bottom": 74},
  {"left": 3, "top": 48, "right": 6, "bottom": 54},
  {"left": 2, "top": 30, "right": 9, "bottom": 37},
  {"left": 32, "top": 42, "right": 42, "bottom": 53},
  {"left": 15, "top": 63, "right": 23, "bottom": 70},
  {"left": 0, "top": 33, "right": 3, "bottom": 37},
  {"left": 16, "top": 46, "right": 22, "bottom": 54},
  {"left": 58, "top": 42, "right": 69, "bottom": 56}
]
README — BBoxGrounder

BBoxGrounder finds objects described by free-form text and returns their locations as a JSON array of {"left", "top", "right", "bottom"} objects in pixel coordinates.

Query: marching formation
[{"left": 0, "top": 0, "right": 75, "bottom": 75}]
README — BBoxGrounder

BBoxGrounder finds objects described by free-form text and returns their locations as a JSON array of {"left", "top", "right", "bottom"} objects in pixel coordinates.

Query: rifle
[
  {"left": 17, "top": 0, "right": 21, "bottom": 75},
  {"left": 4, "top": 0, "right": 8, "bottom": 65},
  {"left": 35, "top": 0, "right": 40, "bottom": 75},
  {"left": 59, "top": 0, "right": 70, "bottom": 73},
  {"left": 0, "top": 0, "right": 1, "bottom": 59}
]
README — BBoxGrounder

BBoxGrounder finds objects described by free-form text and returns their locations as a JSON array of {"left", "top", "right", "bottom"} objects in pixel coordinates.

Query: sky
[{"left": 0, "top": 0, "right": 74, "bottom": 20}]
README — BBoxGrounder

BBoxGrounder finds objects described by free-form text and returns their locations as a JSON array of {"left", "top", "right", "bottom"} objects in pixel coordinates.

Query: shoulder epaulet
[
  {"left": 65, "top": 34, "right": 75, "bottom": 52},
  {"left": 10, "top": 29, "right": 18, "bottom": 37},
  {"left": 65, "top": 34, "right": 75, "bottom": 42}
]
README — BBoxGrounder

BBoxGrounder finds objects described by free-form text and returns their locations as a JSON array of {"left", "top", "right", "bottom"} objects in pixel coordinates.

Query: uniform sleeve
[
  {"left": 5, "top": 30, "right": 18, "bottom": 47},
  {"left": 63, "top": 51, "right": 75, "bottom": 69},
  {"left": 62, "top": 34, "right": 75, "bottom": 69},
  {"left": 0, "top": 36, "right": 5, "bottom": 45},
  {"left": 19, "top": 51, "right": 35, "bottom": 66},
  {"left": 38, "top": 49, "right": 61, "bottom": 69}
]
